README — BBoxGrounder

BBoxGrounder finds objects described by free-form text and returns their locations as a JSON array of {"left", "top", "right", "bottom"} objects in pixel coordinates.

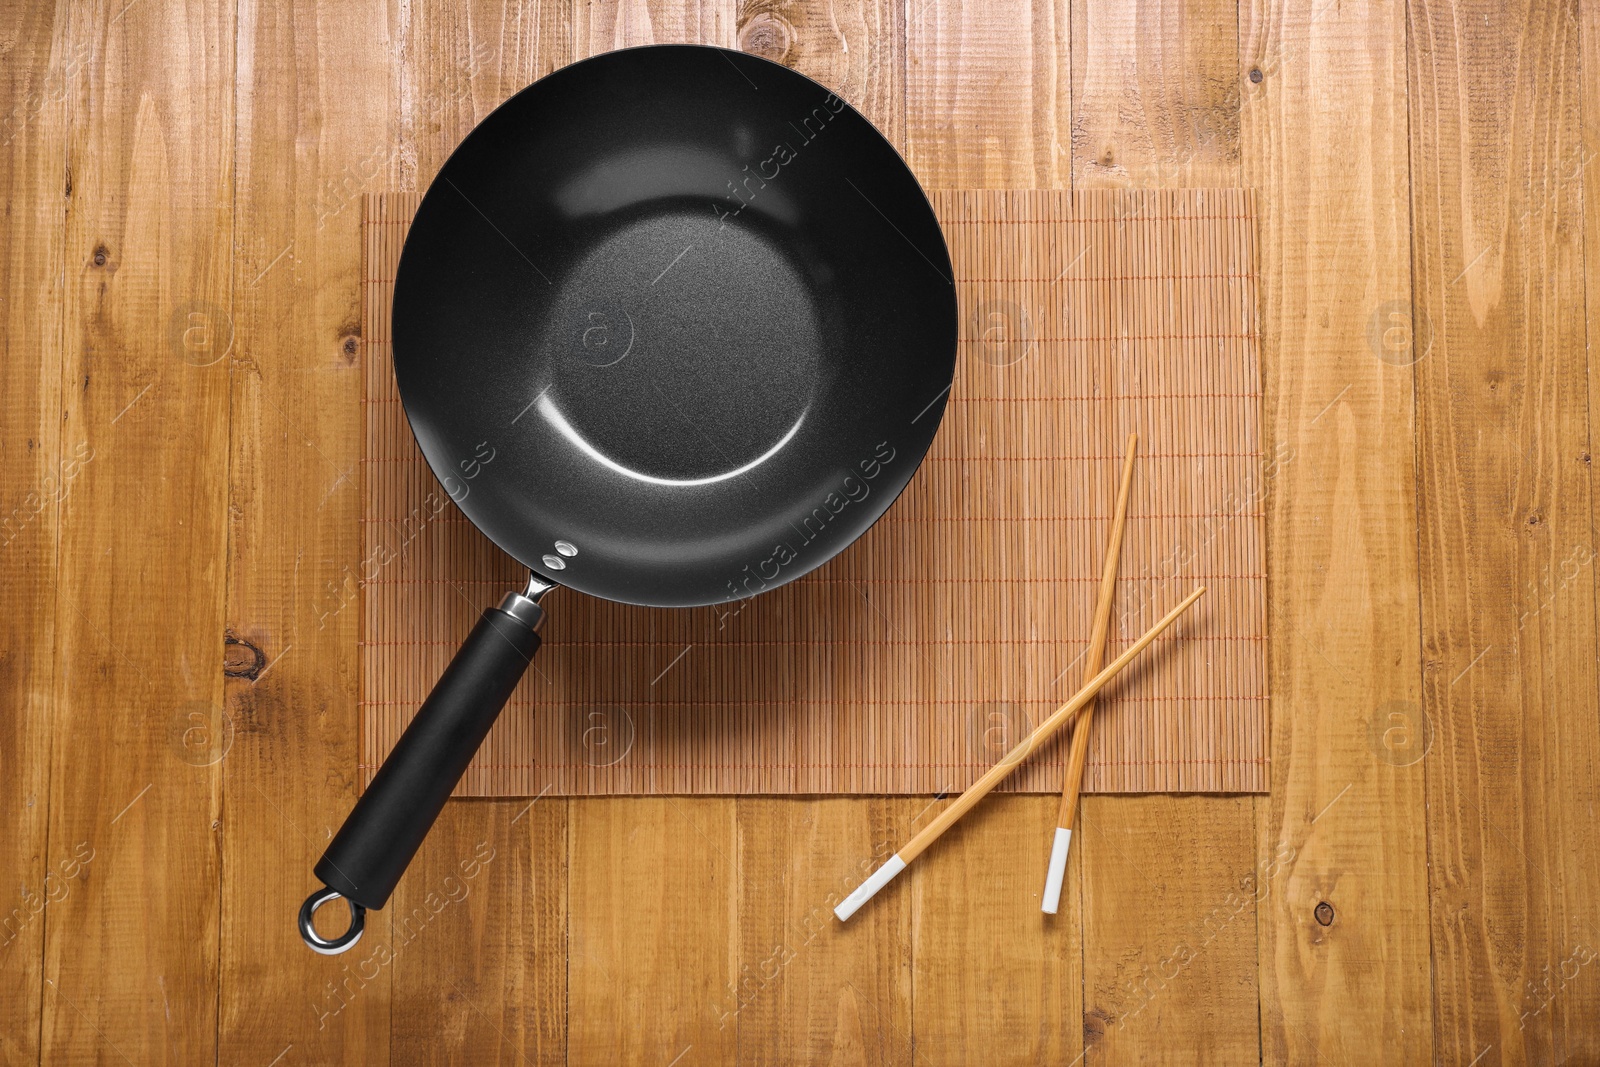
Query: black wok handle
[{"left": 299, "top": 582, "right": 549, "bottom": 954}]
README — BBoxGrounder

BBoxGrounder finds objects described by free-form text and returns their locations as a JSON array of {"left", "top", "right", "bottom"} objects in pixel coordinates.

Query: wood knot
[
  {"left": 223, "top": 632, "right": 266, "bottom": 680},
  {"left": 91, "top": 244, "right": 110, "bottom": 268},
  {"left": 739, "top": 12, "right": 795, "bottom": 64},
  {"left": 1248, "top": 67, "right": 1263, "bottom": 84},
  {"left": 1082, "top": 1005, "right": 1113, "bottom": 1044},
  {"left": 1314, "top": 901, "right": 1334, "bottom": 926},
  {"left": 341, "top": 335, "right": 360, "bottom": 361}
]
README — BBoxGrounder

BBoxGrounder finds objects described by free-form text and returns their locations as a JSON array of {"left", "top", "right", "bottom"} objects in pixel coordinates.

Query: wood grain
[
  {"left": 909, "top": 795, "right": 1083, "bottom": 1066},
  {"left": 1070, "top": 1, "right": 1260, "bottom": 1058},
  {"left": 1078, "top": 795, "right": 1261, "bottom": 1063},
  {"left": 905, "top": 0, "right": 1070, "bottom": 189},
  {"left": 569, "top": 798, "right": 738, "bottom": 1064},
  {"left": 42, "top": 0, "right": 235, "bottom": 1061},
  {"left": 1071, "top": 0, "right": 1239, "bottom": 188},
  {"left": 0, "top": 3, "right": 68, "bottom": 1060},
  {"left": 1587, "top": 0, "right": 1600, "bottom": 769},
  {"left": 575, "top": 0, "right": 736, "bottom": 53},
  {"left": 402, "top": 0, "right": 573, "bottom": 188},
  {"left": 218, "top": 0, "right": 399, "bottom": 1062},
  {"left": 1241, "top": 0, "right": 1434, "bottom": 1059},
  {"left": 1408, "top": 0, "right": 1600, "bottom": 1061},
  {"left": 735, "top": 0, "right": 905, "bottom": 146},
  {"left": 735, "top": 799, "right": 915, "bottom": 1066},
  {"left": 391, "top": 800, "right": 568, "bottom": 1065}
]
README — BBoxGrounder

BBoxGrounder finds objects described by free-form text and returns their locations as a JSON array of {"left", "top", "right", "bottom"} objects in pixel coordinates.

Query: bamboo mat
[{"left": 360, "top": 188, "right": 1267, "bottom": 796}]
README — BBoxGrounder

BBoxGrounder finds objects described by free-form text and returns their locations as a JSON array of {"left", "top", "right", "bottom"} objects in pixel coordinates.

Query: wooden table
[{"left": 2, "top": 0, "right": 1596, "bottom": 1063}]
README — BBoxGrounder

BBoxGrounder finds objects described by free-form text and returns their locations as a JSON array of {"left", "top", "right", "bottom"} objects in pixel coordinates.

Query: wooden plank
[
  {"left": 908, "top": 795, "right": 1083, "bottom": 1066},
  {"left": 1077, "top": 796, "right": 1260, "bottom": 1062},
  {"left": 402, "top": 0, "right": 573, "bottom": 188},
  {"left": 576, "top": 0, "right": 735, "bottom": 52},
  {"left": 217, "top": 0, "right": 399, "bottom": 1062},
  {"left": 40, "top": 0, "right": 235, "bottom": 1061},
  {"left": 1070, "top": 0, "right": 1239, "bottom": 187},
  {"left": 385, "top": 5, "right": 572, "bottom": 1062},
  {"left": 568, "top": 798, "right": 739, "bottom": 1064},
  {"left": 904, "top": 0, "right": 1070, "bottom": 188},
  {"left": 903, "top": 4, "right": 1078, "bottom": 1060},
  {"left": 1409, "top": 0, "right": 1600, "bottom": 1061},
  {"left": 735, "top": 0, "right": 905, "bottom": 146},
  {"left": 734, "top": 799, "right": 915, "bottom": 1066},
  {"left": 1588, "top": 0, "right": 1600, "bottom": 727},
  {"left": 391, "top": 800, "right": 569, "bottom": 1065},
  {"left": 1586, "top": 18, "right": 1600, "bottom": 1063},
  {"left": 1070, "top": 2, "right": 1260, "bottom": 1060},
  {"left": 1240, "top": 0, "right": 1433, "bottom": 1059},
  {"left": 0, "top": 2, "right": 69, "bottom": 1060}
]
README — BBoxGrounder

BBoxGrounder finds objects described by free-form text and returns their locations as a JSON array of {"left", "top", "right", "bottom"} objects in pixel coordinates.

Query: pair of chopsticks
[{"left": 836, "top": 435, "right": 1186, "bottom": 922}]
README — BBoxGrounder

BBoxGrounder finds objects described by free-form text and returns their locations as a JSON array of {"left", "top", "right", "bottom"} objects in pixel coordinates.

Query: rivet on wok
[
  {"left": 555, "top": 540, "right": 578, "bottom": 557},
  {"left": 542, "top": 554, "right": 566, "bottom": 570}
]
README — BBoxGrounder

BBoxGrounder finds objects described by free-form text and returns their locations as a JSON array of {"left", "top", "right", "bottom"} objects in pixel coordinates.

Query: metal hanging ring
[{"left": 298, "top": 887, "right": 366, "bottom": 955}]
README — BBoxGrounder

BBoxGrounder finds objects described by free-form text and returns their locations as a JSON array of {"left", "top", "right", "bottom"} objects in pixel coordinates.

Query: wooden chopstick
[
  {"left": 1042, "top": 433, "right": 1138, "bottom": 915},
  {"left": 833, "top": 585, "right": 1206, "bottom": 922}
]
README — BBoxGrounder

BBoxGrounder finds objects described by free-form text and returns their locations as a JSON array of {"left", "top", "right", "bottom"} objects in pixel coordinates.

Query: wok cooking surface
[{"left": 393, "top": 45, "right": 957, "bottom": 607}]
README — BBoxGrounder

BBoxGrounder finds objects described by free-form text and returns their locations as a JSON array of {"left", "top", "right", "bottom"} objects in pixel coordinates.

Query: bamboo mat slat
[{"left": 360, "top": 188, "right": 1267, "bottom": 796}]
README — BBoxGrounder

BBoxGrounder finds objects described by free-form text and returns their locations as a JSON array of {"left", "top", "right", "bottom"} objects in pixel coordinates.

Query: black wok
[{"left": 300, "top": 44, "right": 957, "bottom": 953}]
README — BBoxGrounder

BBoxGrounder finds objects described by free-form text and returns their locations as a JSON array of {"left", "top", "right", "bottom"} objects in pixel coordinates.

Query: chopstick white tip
[
  {"left": 834, "top": 854, "right": 908, "bottom": 922},
  {"left": 1041, "top": 827, "right": 1072, "bottom": 915}
]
